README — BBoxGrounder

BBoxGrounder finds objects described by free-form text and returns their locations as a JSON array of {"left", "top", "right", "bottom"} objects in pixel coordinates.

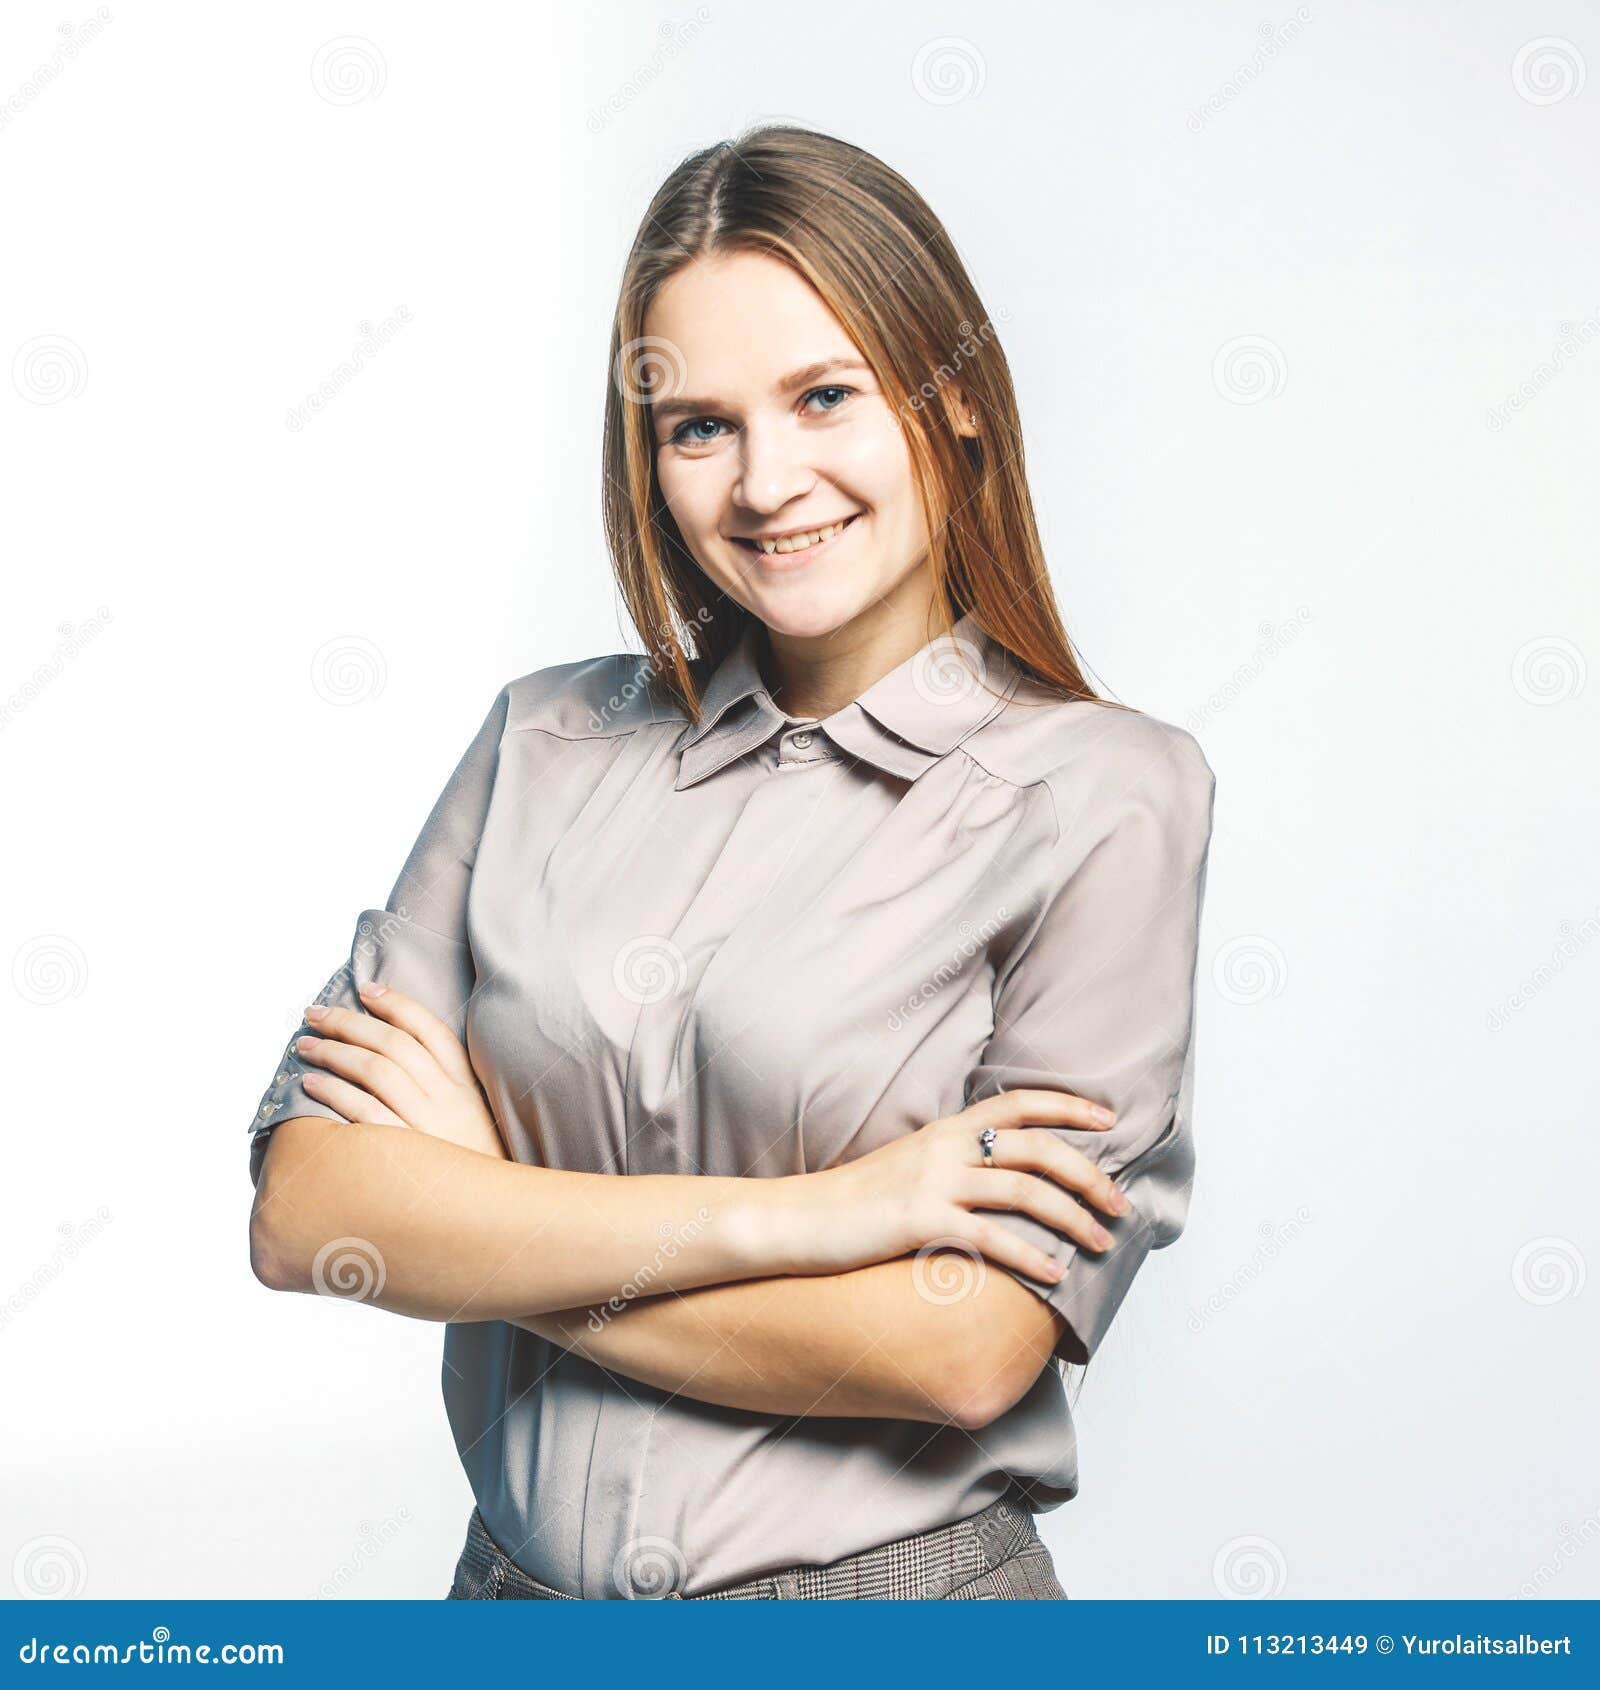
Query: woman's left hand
[{"left": 293, "top": 980, "right": 509, "bottom": 1161}]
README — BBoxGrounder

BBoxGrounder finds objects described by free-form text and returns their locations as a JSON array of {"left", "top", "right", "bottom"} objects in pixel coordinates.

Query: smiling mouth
[{"left": 732, "top": 512, "right": 862, "bottom": 558}]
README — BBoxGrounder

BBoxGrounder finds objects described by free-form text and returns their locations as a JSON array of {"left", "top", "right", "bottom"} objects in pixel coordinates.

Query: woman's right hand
[{"left": 790, "top": 1091, "right": 1129, "bottom": 1282}]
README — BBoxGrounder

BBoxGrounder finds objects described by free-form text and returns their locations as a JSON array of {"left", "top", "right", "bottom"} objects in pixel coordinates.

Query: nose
[{"left": 734, "top": 418, "right": 815, "bottom": 514}]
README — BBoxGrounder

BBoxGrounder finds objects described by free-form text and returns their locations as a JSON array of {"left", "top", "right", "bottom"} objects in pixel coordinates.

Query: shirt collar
[{"left": 674, "top": 611, "right": 1017, "bottom": 790}]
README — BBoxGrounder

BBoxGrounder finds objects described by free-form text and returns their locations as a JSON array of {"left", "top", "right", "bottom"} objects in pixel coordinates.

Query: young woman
[{"left": 247, "top": 124, "right": 1216, "bottom": 1601}]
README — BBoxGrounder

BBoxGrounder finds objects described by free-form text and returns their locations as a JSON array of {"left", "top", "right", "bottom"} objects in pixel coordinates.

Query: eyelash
[{"left": 666, "top": 385, "right": 856, "bottom": 448}]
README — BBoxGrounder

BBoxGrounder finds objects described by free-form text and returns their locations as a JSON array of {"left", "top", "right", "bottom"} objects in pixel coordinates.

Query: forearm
[
  {"left": 512, "top": 1254, "right": 1064, "bottom": 1428},
  {"left": 249, "top": 1116, "right": 804, "bottom": 1320}
]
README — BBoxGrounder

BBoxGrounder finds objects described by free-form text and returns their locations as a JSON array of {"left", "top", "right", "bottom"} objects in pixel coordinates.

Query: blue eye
[
  {"left": 669, "top": 417, "right": 726, "bottom": 447},
  {"left": 805, "top": 385, "right": 852, "bottom": 413}
]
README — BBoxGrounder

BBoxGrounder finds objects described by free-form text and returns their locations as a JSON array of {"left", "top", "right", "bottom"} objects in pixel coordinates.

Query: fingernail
[
  {"left": 1112, "top": 1190, "right": 1132, "bottom": 1215},
  {"left": 359, "top": 981, "right": 386, "bottom": 998},
  {"left": 1093, "top": 1226, "right": 1113, "bottom": 1249},
  {"left": 1092, "top": 1104, "right": 1116, "bottom": 1126},
  {"left": 296, "top": 1035, "right": 318, "bottom": 1052},
  {"left": 305, "top": 1006, "right": 327, "bottom": 1021}
]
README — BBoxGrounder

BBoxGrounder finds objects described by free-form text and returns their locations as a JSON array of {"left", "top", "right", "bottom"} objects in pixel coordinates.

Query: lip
[{"left": 732, "top": 512, "right": 862, "bottom": 572}]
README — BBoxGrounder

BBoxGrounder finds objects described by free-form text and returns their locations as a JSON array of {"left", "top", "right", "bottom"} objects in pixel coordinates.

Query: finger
[
  {"left": 353, "top": 981, "right": 477, "bottom": 1087},
  {"left": 955, "top": 1214, "right": 1070, "bottom": 1284},
  {"left": 300, "top": 1070, "right": 410, "bottom": 1128},
  {"left": 296, "top": 1032, "right": 435, "bottom": 1126},
  {"left": 987, "top": 1128, "right": 1128, "bottom": 1220},
  {"left": 302, "top": 1002, "right": 441, "bottom": 1097},
  {"left": 960, "top": 1167, "right": 1111, "bottom": 1252},
  {"left": 963, "top": 1089, "right": 1115, "bottom": 1133}
]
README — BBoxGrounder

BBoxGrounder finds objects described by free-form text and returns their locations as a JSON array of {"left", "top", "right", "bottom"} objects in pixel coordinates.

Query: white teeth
[{"left": 754, "top": 517, "right": 852, "bottom": 555}]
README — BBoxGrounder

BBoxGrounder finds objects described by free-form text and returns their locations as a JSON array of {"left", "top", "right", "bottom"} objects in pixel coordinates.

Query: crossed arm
[{"left": 252, "top": 1114, "right": 1070, "bottom": 1429}]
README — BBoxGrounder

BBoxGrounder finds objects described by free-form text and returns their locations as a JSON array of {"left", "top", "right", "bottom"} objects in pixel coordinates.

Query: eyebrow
[{"left": 650, "top": 357, "right": 873, "bottom": 425}]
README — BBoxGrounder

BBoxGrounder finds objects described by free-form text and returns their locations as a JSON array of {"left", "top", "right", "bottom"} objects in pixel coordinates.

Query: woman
[{"left": 247, "top": 124, "right": 1216, "bottom": 1601}]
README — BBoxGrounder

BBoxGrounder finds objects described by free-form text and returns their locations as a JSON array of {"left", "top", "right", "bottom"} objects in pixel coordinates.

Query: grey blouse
[{"left": 248, "top": 610, "right": 1217, "bottom": 1597}]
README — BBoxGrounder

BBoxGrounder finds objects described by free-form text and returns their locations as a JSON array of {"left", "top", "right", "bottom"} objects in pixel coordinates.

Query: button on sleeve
[
  {"left": 245, "top": 684, "right": 512, "bottom": 1187},
  {"left": 964, "top": 724, "right": 1217, "bottom": 1364}
]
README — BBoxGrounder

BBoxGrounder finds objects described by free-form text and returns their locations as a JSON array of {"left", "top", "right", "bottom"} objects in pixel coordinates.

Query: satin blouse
[{"left": 247, "top": 610, "right": 1217, "bottom": 1597}]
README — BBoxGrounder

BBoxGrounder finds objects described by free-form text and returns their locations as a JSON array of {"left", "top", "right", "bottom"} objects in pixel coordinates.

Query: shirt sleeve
[
  {"left": 964, "top": 719, "right": 1217, "bottom": 1364},
  {"left": 246, "top": 683, "right": 512, "bottom": 1186}
]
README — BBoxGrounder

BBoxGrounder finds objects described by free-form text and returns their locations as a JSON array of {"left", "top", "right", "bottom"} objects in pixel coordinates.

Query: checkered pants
[{"left": 445, "top": 1489, "right": 1067, "bottom": 1600}]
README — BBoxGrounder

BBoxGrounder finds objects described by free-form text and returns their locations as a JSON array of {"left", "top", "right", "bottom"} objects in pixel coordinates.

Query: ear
[{"left": 943, "top": 386, "right": 981, "bottom": 440}]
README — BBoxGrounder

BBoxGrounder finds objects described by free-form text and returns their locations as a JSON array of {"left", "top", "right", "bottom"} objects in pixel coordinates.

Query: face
[{"left": 643, "top": 249, "right": 935, "bottom": 646}]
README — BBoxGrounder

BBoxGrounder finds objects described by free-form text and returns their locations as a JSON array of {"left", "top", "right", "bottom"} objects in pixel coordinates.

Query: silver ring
[{"left": 978, "top": 1126, "right": 997, "bottom": 1166}]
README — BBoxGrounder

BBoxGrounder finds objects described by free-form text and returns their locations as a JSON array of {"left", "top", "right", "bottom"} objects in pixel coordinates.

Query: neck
[{"left": 759, "top": 569, "right": 944, "bottom": 719}]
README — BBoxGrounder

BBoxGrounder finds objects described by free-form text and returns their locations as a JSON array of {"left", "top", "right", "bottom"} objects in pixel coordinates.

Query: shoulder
[
  {"left": 965, "top": 669, "right": 1216, "bottom": 835},
  {"left": 496, "top": 649, "right": 688, "bottom": 744}
]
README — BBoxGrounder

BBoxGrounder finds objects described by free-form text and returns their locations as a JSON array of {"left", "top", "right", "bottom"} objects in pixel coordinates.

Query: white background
[{"left": 2, "top": 0, "right": 1596, "bottom": 1600}]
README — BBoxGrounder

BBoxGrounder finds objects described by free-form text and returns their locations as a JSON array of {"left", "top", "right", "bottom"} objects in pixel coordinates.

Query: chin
[{"left": 739, "top": 587, "right": 883, "bottom": 644}]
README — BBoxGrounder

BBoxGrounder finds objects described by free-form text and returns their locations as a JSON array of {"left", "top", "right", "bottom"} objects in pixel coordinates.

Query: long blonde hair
[{"left": 602, "top": 123, "right": 1111, "bottom": 720}]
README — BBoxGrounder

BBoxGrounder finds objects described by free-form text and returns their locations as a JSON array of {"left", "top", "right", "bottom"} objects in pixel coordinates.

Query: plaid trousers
[{"left": 445, "top": 1489, "right": 1067, "bottom": 1600}]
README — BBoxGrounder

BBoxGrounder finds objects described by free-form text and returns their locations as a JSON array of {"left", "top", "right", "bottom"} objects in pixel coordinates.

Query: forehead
[{"left": 643, "top": 250, "right": 860, "bottom": 395}]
